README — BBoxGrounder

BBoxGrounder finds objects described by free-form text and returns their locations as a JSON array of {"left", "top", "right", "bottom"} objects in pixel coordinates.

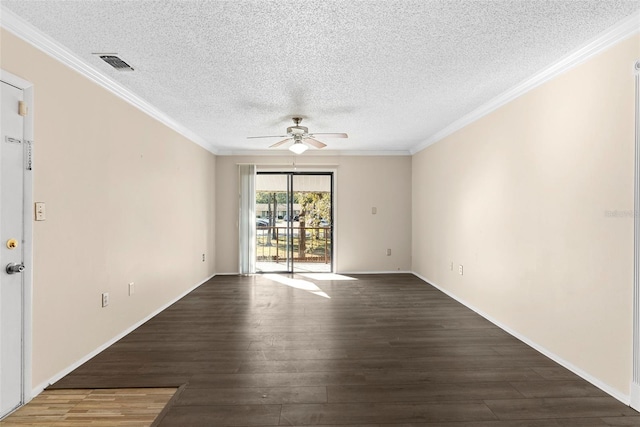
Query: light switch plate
[{"left": 35, "top": 202, "right": 46, "bottom": 221}]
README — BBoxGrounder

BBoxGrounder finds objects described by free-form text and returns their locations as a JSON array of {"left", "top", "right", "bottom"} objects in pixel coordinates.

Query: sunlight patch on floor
[
  {"left": 264, "top": 274, "right": 331, "bottom": 298},
  {"left": 299, "top": 273, "right": 358, "bottom": 281}
]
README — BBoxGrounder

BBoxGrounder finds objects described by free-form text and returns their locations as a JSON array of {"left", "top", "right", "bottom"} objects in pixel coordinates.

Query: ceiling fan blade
[
  {"left": 308, "top": 133, "right": 348, "bottom": 138},
  {"left": 269, "top": 138, "right": 292, "bottom": 148},
  {"left": 305, "top": 138, "right": 327, "bottom": 149},
  {"left": 247, "top": 135, "right": 288, "bottom": 139}
]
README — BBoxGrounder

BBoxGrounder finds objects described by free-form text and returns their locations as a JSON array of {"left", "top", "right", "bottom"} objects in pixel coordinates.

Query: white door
[{"left": 0, "top": 80, "right": 26, "bottom": 418}]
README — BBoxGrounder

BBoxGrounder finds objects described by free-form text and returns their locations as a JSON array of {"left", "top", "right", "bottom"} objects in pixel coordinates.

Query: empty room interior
[{"left": 1, "top": 1, "right": 640, "bottom": 426}]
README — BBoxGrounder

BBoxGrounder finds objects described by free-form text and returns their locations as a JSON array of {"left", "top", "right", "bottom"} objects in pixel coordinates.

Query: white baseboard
[
  {"left": 338, "top": 270, "right": 413, "bottom": 275},
  {"left": 31, "top": 274, "right": 215, "bottom": 397},
  {"left": 412, "top": 272, "right": 631, "bottom": 406},
  {"left": 631, "top": 382, "right": 640, "bottom": 411},
  {"left": 216, "top": 271, "right": 413, "bottom": 275}
]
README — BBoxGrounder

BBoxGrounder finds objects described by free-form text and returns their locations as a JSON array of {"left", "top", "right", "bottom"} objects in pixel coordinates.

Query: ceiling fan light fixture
[
  {"left": 289, "top": 141, "right": 308, "bottom": 154},
  {"left": 249, "top": 117, "right": 347, "bottom": 152}
]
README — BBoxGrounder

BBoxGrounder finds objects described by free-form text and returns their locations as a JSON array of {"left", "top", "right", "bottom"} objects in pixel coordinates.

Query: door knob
[{"left": 6, "top": 263, "right": 24, "bottom": 274}]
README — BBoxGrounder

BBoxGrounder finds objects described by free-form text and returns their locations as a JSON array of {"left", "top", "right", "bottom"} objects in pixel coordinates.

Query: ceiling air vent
[{"left": 98, "top": 54, "right": 134, "bottom": 71}]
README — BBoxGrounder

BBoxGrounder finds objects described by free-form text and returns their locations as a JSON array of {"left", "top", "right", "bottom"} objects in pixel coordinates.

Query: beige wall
[
  {"left": 216, "top": 155, "right": 412, "bottom": 274},
  {"left": 412, "top": 34, "right": 639, "bottom": 397},
  {"left": 1, "top": 30, "right": 217, "bottom": 389}
]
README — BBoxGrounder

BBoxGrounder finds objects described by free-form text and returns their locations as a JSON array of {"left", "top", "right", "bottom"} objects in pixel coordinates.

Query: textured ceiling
[{"left": 3, "top": 1, "right": 640, "bottom": 154}]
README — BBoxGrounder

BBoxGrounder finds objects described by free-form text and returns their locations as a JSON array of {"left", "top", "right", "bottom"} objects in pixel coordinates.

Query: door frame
[
  {"left": 255, "top": 167, "right": 337, "bottom": 273},
  {"left": 632, "top": 59, "right": 640, "bottom": 410},
  {"left": 1, "top": 70, "right": 34, "bottom": 413}
]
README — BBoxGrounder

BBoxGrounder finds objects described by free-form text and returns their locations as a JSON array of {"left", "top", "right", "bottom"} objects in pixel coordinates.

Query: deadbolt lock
[
  {"left": 6, "top": 263, "right": 24, "bottom": 274},
  {"left": 6, "top": 239, "right": 18, "bottom": 249}
]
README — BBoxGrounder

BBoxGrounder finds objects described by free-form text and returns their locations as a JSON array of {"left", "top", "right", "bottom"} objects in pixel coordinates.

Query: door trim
[
  {"left": 1, "top": 70, "right": 34, "bottom": 411},
  {"left": 632, "top": 59, "right": 640, "bottom": 410}
]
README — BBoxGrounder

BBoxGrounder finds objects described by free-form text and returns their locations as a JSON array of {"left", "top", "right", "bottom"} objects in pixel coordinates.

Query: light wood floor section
[{"left": 0, "top": 388, "right": 177, "bottom": 427}]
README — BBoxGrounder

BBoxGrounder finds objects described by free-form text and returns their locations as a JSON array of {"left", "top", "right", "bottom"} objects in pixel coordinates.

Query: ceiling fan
[{"left": 247, "top": 117, "right": 348, "bottom": 154}]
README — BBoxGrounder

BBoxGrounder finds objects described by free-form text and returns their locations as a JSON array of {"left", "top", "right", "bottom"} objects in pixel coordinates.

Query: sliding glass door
[{"left": 255, "top": 172, "right": 333, "bottom": 273}]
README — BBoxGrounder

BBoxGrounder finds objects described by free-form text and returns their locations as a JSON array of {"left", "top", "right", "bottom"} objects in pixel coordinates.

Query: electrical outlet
[
  {"left": 386, "top": 248, "right": 391, "bottom": 256},
  {"left": 101, "top": 292, "right": 109, "bottom": 307},
  {"left": 202, "top": 253, "right": 205, "bottom": 262},
  {"left": 128, "top": 282, "right": 134, "bottom": 296},
  {"left": 458, "top": 265, "right": 464, "bottom": 275}
]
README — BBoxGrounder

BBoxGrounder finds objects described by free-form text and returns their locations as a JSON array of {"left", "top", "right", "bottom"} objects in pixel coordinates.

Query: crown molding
[
  {"left": 411, "top": 11, "right": 640, "bottom": 155},
  {"left": 1, "top": 6, "right": 218, "bottom": 155}
]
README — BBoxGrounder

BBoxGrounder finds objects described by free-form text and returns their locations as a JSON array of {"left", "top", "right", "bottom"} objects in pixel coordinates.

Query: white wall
[
  {"left": 216, "top": 155, "right": 412, "bottom": 274},
  {"left": 412, "top": 34, "right": 639, "bottom": 399},
  {"left": 1, "top": 29, "right": 217, "bottom": 390}
]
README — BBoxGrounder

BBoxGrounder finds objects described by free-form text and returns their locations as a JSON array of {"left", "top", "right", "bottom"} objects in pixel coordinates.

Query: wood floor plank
[
  {"left": 176, "top": 386, "right": 326, "bottom": 406},
  {"left": 360, "top": 367, "right": 547, "bottom": 384},
  {"left": 484, "top": 397, "right": 638, "bottom": 420},
  {"left": 235, "top": 351, "right": 524, "bottom": 375},
  {"left": 48, "top": 374, "right": 188, "bottom": 389},
  {"left": 510, "top": 380, "right": 610, "bottom": 398},
  {"left": 186, "top": 372, "right": 368, "bottom": 389},
  {"left": 157, "top": 404, "right": 281, "bottom": 427},
  {"left": 599, "top": 417, "right": 640, "bottom": 425},
  {"left": 278, "top": 402, "right": 498, "bottom": 425},
  {"left": 530, "top": 366, "right": 586, "bottom": 380},
  {"left": 327, "top": 382, "right": 523, "bottom": 403}
]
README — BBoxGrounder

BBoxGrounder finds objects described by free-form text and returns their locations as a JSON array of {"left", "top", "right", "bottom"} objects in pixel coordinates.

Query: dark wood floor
[{"left": 50, "top": 273, "right": 639, "bottom": 426}]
